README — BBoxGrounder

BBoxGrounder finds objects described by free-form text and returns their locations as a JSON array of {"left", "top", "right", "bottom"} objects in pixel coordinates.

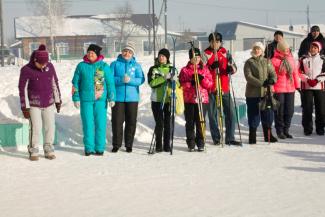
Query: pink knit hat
[
  {"left": 34, "top": 44, "right": 49, "bottom": 64},
  {"left": 311, "top": 41, "right": 322, "bottom": 51}
]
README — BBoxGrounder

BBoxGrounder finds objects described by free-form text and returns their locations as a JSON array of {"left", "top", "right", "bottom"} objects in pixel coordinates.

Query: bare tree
[{"left": 26, "top": 0, "right": 69, "bottom": 54}]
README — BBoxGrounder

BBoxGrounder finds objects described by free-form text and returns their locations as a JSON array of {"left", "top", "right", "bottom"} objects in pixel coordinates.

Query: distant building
[
  {"left": 276, "top": 24, "right": 325, "bottom": 35},
  {"left": 14, "top": 14, "right": 165, "bottom": 60},
  {"left": 197, "top": 21, "right": 305, "bottom": 53}
]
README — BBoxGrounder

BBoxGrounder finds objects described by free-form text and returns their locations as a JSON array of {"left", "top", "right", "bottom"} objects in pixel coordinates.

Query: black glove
[
  {"left": 55, "top": 102, "right": 61, "bottom": 113},
  {"left": 22, "top": 108, "right": 30, "bottom": 119},
  {"left": 226, "top": 65, "right": 232, "bottom": 74},
  {"left": 191, "top": 74, "right": 204, "bottom": 86},
  {"left": 263, "top": 78, "right": 275, "bottom": 87},
  {"left": 210, "top": 61, "right": 219, "bottom": 70}
]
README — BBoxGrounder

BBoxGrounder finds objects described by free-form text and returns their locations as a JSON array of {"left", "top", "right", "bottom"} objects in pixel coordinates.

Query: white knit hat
[
  {"left": 252, "top": 42, "right": 265, "bottom": 53},
  {"left": 122, "top": 41, "right": 136, "bottom": 54}
]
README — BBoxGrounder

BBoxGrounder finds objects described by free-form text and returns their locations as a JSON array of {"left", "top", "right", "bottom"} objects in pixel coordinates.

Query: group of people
[{"left": 18, "top": 26, "right": 325, "bottom": 161}]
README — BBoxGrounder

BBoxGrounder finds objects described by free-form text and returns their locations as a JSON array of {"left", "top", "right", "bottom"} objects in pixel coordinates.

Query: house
[
  {"left": 14, "top": 14, "right": 165, "bottom": 60},
  {"left": 197, "top": 21, "right": 305, "bottom": 53}
]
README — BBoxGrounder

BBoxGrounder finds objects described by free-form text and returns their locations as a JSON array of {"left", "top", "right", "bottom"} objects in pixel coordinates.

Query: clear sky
[{"left": 3, "top": 0, "right": 325, "bottom": 42}]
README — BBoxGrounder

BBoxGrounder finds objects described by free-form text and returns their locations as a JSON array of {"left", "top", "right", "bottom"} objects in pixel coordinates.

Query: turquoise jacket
[
  {"left": 110, "top": 54, "right": 144, "bottom": 102},
  {"left": 72, "top": 55, "right": 115, "bottom": 102}
]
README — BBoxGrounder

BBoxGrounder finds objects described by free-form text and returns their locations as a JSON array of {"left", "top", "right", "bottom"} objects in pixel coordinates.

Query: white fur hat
[{"left": 252, "top": 41, "right": 265, "bottom": 53}]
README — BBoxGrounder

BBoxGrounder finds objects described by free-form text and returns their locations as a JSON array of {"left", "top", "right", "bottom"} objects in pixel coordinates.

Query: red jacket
[
  {"left": 179, "top": 61, "right": 213, "bottom": 104},
  {"left": 204, "top": 47, "right": 234, "bottom": 93}
]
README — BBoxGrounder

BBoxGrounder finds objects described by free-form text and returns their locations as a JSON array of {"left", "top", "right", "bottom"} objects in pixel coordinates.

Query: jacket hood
[
  {"left": 83, "top": 54, "right": 104, "bottom": 63},
  {"left": 204, "top": 46, "right": 227, "bottom": 54},
  {"left": 117, "top": 54, "right": 136, "bottom": 63}
]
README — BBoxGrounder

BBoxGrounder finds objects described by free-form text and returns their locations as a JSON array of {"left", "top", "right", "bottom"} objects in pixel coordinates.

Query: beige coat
[{"left": 244, "top": 56, "right": 277, "bottom": 97}]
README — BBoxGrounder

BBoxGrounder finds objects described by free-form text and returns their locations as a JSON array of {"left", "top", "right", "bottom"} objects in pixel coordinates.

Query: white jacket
[{"left": 300, "top": 53, "right": 325, "bottom": 90}]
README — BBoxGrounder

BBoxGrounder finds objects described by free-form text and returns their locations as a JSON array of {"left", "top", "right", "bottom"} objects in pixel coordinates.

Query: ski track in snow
[{"left": 1, "top": 51, "right": 325, "bottom": 217}]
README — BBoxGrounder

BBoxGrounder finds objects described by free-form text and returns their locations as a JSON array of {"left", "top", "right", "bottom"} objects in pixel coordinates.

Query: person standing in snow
[
  {"left": 244, "top": 42, "right": 278, "bottom": 144},
  {"left": 299, "top": 41, "right": 325, "bottom": 136},
  {"left": 147, "top": 48, "right": 178, "bottom": 152},
  {"left": 110, "top": 41, "right": 145, "bottom": 153},
  {"left": 271, "top": 40, "right": 300, "bottom": 139},
  {"left": 18, "top": 44, "right": 61, "bottom": 161},
  {"left": 179, "top": 47, "right": 213, "bottom": 151},
  {"left": 203, "top": 32, "right": 241, "bottom": 146},
  {"left": 265, "top": 30, "right": 284, "bottom": 59},
  {"left": 72, "top": 44, "right": 116, "bottom": 156},
  {"left": 298, "top": 25, "right": 325, "bottom": 58}
]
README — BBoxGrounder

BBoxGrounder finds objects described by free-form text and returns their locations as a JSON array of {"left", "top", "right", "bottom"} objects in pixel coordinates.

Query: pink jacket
[
  {"left": 271, "top": 49, "right": 300, "bottom": 93},
  {"left": 179, "top": 62, "right": 213, "bottom": 104}
]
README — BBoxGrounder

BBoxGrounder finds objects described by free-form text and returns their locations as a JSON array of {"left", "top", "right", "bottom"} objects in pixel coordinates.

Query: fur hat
[
  {"left": 87, "top": 44, "right": 102, "bottom": 56},
  {"left": 311, "top": 41, "right": 322, "bottom": 51},
  {"left": 252, "top": 42, "right": 265, "bottom": 53},
  {"left": 122, "top": 41, "right": 136, "bottom": 54},
  {"left": 277, "top": 40, "right": 289, "bottom": 53},
  {"left": 34, "top": 44, "right": 49, "bottom": 64},
  {"left": 158, "top": 48, "right": 170, "bottom": 60},
  {"left": 189, "top": 47, "right": 201, "bottom": 59}
]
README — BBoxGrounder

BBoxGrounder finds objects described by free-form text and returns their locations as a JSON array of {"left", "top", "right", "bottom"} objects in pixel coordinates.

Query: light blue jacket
[
  {"left": 72, "top": 56, "right": 115, "bottom": 102},
  {"left": 110, "top": 54, "right": 144, "bottom": 102}
]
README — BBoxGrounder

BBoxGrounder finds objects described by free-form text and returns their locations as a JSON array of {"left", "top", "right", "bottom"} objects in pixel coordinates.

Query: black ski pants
[
  {"left": 111, "top": 102, "right": 138, "bottom": 148},
  {"left": 184, "top": 103, "right": 208, "bottom": 149},
  {"left": 151, "top": 101, "right": 171, "bottom": 150},
  {"left": 273, "top": 92, "right": 295, "bottom": 135},
  {"left": 301, "top": 90, "right": 325, "bottom": 134}
]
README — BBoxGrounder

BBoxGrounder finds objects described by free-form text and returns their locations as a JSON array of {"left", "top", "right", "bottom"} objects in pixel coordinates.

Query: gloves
[
  {"left": 108, "top": 101, "right": 115, "bottom": 108},
  {"left": 74, "top": 101, "right": 80, "bottom": 109},
  {"left": 55, "top": 102, "right": 61, "bottom": 113},
  {"left": 22, "top": 108, "right": 30, "bottom": 119},
  {"left": 164, "top": 73, "right": 172, "bottom": 80},
  {"left": 307, "top": 79, "right": 318, "bottom": 87},
  {"left": 263, "top": 78, "right": 275, "bottom": 87},
  {"left": 124, "top": 75, "right": 131, "bottom": 83},
  {"left": 191, "top": 74, "right": 204, "bottom": 86},
  {"left": 210, "top": 61, "right": 219, "bottom": 70}
]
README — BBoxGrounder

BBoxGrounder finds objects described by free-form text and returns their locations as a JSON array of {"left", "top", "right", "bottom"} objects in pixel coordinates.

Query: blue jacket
[
  {"left": 110, "top": 54, "right": 144, "bottom": 102},
  {"left": 72, "top": 56, "right": 115, "bottom": 102}
]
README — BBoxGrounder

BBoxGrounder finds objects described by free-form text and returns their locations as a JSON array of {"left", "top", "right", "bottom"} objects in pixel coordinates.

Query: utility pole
[
  {"left": 0, "top": 0, "right": 4, "bottom": 67},
  {"left": 48, "top": 0, "right": 55, "bottom": 56},
  {"left": 164, "top": 0, "right": 167, "bottom": 48},
  {"left": 306, "top": 4, "right": 310, "bottom": 33},
  {"left": 152, "top": 0, "right": 156, "bottom": 58},
  {"left": 148, "top": 0, "right": 151, "bottom": 55}
]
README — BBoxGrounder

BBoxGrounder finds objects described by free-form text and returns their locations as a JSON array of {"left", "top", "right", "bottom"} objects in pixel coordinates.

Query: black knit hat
[
  {"left": 87, "top": 44, "right": 102, "bottom": 56},
  {"left": 158, "top": 48, "right": 170, "bottom": 60},
  {"left": 208, "top": 32, "right": 222, "bottom": 42},
  {"left": 189, "top": 47, "right": 201, "bottom": 59}
]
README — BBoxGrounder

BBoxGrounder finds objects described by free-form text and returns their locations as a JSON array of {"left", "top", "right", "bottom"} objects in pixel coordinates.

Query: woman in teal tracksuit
[
  {"left": 72, "top": 44, "right": 116, "bottom": 156},
  {"left": 110, "top": 41, "right": 145, "bottom": 153}
]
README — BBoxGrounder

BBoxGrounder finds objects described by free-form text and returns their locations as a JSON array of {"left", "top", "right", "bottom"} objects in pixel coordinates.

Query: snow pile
[{"left": 1, "top": 51, "right": 325, "bottom": 217}]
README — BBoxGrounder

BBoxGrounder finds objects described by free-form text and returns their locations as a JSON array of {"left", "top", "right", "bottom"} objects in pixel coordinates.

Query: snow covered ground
[{"left": 1, "top": 51, "right": 325, "bottom": 217}]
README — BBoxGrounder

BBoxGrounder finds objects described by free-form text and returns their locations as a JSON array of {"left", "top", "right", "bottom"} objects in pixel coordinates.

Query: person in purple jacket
[{"left": 18, "top": 44, "right": 61, "bottom": 161}]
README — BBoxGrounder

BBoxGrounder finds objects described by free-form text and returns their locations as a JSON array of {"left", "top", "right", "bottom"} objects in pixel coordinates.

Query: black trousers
[
  {"left": 274, "top": 92, "right": 295, "bottom": 134},
  {"left": 151, "top": 101, "right": 171, "bottom": 150},
  {"left": 184, "top": 103, "right": 208, "bottom": 149},
  {"left": 111, "top": 102, "right": 138, "bottom": 148},
  {"left": 301, "top": 90, "right": 325, "bottom": 133}
]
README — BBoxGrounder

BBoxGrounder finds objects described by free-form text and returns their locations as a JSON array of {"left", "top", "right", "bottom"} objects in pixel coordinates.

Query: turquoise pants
[{"left": 80, "top": 101, "right": 107, "bottom": 153}]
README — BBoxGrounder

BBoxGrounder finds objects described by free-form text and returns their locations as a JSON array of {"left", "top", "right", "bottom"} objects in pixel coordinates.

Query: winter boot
[
  {"left": 44, "top": 144, "right": 56, "bottom": 160},
  {"left": 277, "top": 132, "right": 286, "bottom": 139},
  {"left": 283, "top": 129, "right": 293, "bottom": 139},
  {"left": 28, "top": 145, "right": 39, "bottom": 161},
  {"left": 249, "top": 127, "right": 257, "bottom": 144},
  {"left": 263, "top": 126, "right": 277, "bottom": 143}
]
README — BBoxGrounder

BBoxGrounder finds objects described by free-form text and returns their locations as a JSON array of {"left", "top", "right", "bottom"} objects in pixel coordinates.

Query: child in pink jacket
[
  {"left": 271, "top": 40, "right": 300, "bottom": 139},
  {"left": 179, "top": 48, "right": 213, "bottom": 151}
]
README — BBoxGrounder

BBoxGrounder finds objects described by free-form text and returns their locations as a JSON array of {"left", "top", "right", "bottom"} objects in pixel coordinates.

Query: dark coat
[{"left": 298, "top": 33, "right": 325, "bottom": 58}]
